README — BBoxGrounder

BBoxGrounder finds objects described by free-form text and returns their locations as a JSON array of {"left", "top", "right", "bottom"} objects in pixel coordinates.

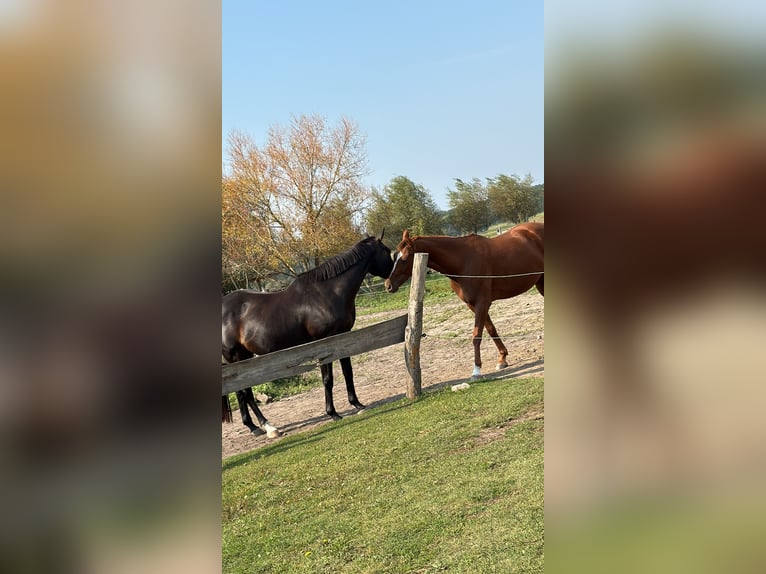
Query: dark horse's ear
[{"left": 377, "top": 229, "right": 385, "bottom": 242}]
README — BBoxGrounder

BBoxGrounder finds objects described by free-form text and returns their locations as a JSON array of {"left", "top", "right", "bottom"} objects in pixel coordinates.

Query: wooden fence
[{"left": 222, "top": 253, "right": 429, "bottom": 398}]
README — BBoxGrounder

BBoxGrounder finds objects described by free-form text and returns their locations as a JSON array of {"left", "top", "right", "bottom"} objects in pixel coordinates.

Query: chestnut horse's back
[
  {"left": 507, "top": 221, "right": 544, "bottom": 251},
  {"left": 500, "top": 221, "right": 544, "bottom": 265}
]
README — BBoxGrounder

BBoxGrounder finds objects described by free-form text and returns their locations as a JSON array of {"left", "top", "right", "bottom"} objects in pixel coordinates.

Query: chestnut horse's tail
[{"left": 222, "top": 394, "right": 233, "bottom": 423}]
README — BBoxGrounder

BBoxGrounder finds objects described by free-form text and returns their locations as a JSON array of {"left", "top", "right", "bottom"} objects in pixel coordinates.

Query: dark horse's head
[
  {"left": 384, "top": 229, "right": 416, "bottom": 293},
  {"left": 364, "top": 229, "right": 395, "bottom": 279}
]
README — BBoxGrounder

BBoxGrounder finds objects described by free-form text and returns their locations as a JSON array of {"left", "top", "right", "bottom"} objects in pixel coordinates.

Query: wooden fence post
[{"left": 405, "top": 253, "right": 428, "bottom": 399}]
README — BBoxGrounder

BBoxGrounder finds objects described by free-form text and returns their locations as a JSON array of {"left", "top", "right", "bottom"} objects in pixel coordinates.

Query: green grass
[
  {"left": 250, "top": 374, "right": 322, "bottom": 401},
  {"left": 222, "top": 376, "right": 543, "bottom": 573},
  {"left": 356, "top": 274, "right": 456, "bottom": 314}
]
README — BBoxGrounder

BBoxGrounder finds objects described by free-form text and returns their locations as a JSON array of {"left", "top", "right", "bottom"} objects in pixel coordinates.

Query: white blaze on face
[{"left": 390, "top": 251, "right": 403, "bottom": 274}]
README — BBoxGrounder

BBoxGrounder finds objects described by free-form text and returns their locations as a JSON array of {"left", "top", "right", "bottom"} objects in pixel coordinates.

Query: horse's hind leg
[
  {"left": 235, "top": 389, "right": 263, "bottom": 435},
  {"left": 246, "top": 389, "right": 280, "bottom": 438},
  {"left": 340, "top": 356, "right": 365, "bottom": 411},
  {"left": 320, "top": 363, "right": 342, "bottom": 421},
  {"left": 484, "top": 312, "right": 509, "bottom": 370},
  {"left": 224, "top": 341, "right": 280, "bottom": 438},
  {"left": 238, "top": 388, "right": 280, "bottom": 438}
]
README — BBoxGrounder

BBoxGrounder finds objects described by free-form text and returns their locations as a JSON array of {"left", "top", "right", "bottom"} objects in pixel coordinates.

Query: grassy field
[{"left": 222, "top": 375, "right": 543, "bottom": 573}]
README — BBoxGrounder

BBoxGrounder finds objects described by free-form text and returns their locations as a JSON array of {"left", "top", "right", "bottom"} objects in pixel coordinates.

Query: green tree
[
  {"left": 487, "top": 173, "right": 542, "bottom": 224},
  {"left": 532, "top": 182, "right": 544, "bottom": 215},
  {"left": 365, "top": 176, "right": 443, "bottom": 246},
  {"left": 447, "top": 178, "right": 491, "bottom": 234}
]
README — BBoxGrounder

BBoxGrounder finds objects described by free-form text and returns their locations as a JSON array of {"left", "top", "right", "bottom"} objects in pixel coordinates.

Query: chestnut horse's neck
[{"left": 410, "top": 235, "right": 475, "bottom": 276}]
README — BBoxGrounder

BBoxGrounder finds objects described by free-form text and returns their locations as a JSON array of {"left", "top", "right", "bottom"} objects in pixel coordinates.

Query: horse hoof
[
  {"left": 329, "top": 413, "right": 343, "bottom": 421},
  {"left": 471, "top": 375, "right": 483, "bottom": 381},
  {"left": 249, "top": 427, "right": 266, "bottom": 436},
  {"left": 263, "top": 423, "right": 280, "bottom": 439},
  {"left": 496, "top": 362, "right": 508, "bottom": 371}
]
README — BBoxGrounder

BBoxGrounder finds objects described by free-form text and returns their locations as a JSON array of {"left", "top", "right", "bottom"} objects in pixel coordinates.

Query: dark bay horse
[
  {"left": 384, "top": 223, "right": 544, "bottom": 379},
  {"left": 222, "top": 233, "right": 394, "bottom": 437}
]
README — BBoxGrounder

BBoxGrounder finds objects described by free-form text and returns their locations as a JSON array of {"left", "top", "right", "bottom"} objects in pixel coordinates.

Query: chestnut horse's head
[{"left": 384, "top": 229, "right": 416, "bottom": 293}]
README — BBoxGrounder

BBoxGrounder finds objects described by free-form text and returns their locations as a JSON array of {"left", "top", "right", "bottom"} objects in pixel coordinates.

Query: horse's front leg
[
  {"left": 320, "top": 363, "right": 342, "bottom": 420},
  {"left": 238, "top": 388, "right": 280, "bottom": 438},
  {"left": 483, "top": 312, "right": 509, "bottom": 370},
  {"left": 470, "top": 304, "right": 489, "bottom": 379},
  {"left": 340, "top": 356, "right": 366, "bottom": 411}
]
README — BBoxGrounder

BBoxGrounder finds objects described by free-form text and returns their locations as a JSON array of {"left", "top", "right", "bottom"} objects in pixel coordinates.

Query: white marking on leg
[
  {"left": 263, "top": 422, "right": 280, "bottom": 439},
  {"left": 472, "top": 365, "right": 481, "bottom": 377}
]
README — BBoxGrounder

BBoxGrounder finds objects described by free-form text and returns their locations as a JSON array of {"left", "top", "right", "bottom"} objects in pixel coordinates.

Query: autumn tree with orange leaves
[{"left": 222, "top": 115, "right": 371, "bottom": 291}]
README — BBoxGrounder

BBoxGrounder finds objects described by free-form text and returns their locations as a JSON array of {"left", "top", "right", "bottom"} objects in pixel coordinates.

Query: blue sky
[{"left": 223, "top": 1, "right": 543, "bottom": 210}]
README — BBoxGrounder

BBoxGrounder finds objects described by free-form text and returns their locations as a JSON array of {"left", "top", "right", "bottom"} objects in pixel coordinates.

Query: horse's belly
[
  {"left": 244, "top": 323, "right": 313, "bottom": 355},
  {"left": 493, "top": 277, "right": 540, "bottom": 300}
]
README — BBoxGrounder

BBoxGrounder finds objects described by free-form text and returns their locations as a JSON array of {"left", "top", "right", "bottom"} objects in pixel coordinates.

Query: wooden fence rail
[{"left": 222, "top": 314, "right": 408, "bottom": 396}]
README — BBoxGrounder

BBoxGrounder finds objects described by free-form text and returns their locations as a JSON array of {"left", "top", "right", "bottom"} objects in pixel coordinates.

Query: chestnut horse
[
  {"left": 222, "top": 233, "right": 393, "bottom": 438},
  {"left": 384, "top": 223, "right": 544, "bottom": 378}
]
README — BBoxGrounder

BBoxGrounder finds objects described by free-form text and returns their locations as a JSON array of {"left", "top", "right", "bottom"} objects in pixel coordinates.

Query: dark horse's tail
[{"left": 222, "top": 394, "right": 233, "bottom": 423}]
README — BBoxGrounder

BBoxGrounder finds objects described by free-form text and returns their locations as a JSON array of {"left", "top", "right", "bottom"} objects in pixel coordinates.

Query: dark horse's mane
[{"left": 297, "top": 238, "right": 374, "bottom": 283}]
